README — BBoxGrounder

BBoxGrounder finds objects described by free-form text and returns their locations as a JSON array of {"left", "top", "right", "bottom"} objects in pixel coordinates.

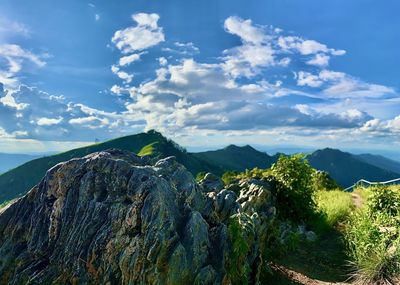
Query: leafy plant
[
  {"left": 312, "top": 170, "right": 340, "bottom": 191},
  {"left": 345, "top": 185, "right": 400, "bottom": 284},
  {"left": 367, "top": 186, "right": 400, "bottom": 216},
  {"left": 221, "top": 170, "right": 239, "bottom": 186},
  {"left": 271, "top": 154, "right": 316, "bottom": 222}
]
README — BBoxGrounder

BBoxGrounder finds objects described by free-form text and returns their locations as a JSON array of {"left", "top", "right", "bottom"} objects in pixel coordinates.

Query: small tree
[{"left": 271, "top": 154, "right": 316, "bottom": 222}]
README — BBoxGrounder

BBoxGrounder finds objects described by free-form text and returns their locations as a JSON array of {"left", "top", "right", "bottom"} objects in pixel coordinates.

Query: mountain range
[{"left": 0, "top": 130, "right": 399, "bottom": 203}]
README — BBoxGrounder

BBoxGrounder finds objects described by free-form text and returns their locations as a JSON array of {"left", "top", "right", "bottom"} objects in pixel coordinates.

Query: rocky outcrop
[
  {"left": 199, "top": 173, "right": 224, "bottom": 193},
  {"left": 0, "top": 149, "right": 276, "bottom": 285}
]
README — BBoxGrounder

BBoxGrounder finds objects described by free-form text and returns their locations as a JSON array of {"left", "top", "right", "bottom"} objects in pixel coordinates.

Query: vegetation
[
  {"left": 137, "top": 142, "right": 158, "bottom": 156},
  {"left": 193, "top": 144, "right": 278, "bottom": 172},
  {"left": 271, "top": 154, "right": 316, "bottom": 222},
  {"left": 307, "top": 148, "right": 399, "bottom": 188},
  {"left": 315, "top": 190, "right": 354, "bottom": 227},
  {"left": 345, "top": 185, "right": 400, "bottom": 284},
  {"left": 0, "top": 130, "right": 222, "bottom": 204}
]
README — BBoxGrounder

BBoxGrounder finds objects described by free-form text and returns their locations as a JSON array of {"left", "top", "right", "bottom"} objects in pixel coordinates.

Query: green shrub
[
  {"left": 345, "top": 186, "right": 400, "bottom": 284},
  {"left": 226, "top": 213, "right": 255, "bottom": 285},
  {"left": 271, "top": 154, "right": 316, "bottom": 222},
  {"left": 222, "top": 170, "right": 239, "bottom": 185},
  {"left": 312, "top": 170, "right": 340, "bottom": 191},
  {"left": 195, "top": 171, "right": 207, "bottom": 182},
  {"left": 367, "top": 186, "right": 400, "bottom": 216}
]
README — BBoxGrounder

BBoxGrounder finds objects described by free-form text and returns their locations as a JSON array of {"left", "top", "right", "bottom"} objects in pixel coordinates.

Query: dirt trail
[
  {"left": 351, "top": 192, "right": 363, "bottom": 208},
  {"left": 272, "top": 264, "right": 351, "bottom": 285}
]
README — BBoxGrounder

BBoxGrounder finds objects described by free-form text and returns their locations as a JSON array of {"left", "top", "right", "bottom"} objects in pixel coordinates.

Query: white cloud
[
  {"left": 37, "top": 117, "right": 63, "bottom": 126},
  {"left": 296, "top": 71, "right": 323, "bottom": 88},
  {"left": 95, "top": 14, "right": 100, "bottom": 21},
  {"left": 111, "top": 65, "right": 133, "bottom": 83},
  {"left": 0, "top": 18, "right": 30, "bottom": 38},
  {"left": 118, "top": 53, "right": 143, "bottom": 66},
  {"left": 306, "top": 53, "right": 330, "bottom": 67},
  {"left": 111, "top": 13, "right": 165, "bottom": 53},
  {"left": 224, "top": 16, "right": 267, "bottom": 45},
  {"left": 0, "top": 44, "right": 46, "bottom": 88},
  {"left": 158, "top": 57, "right": 168, "bottom": 66}
]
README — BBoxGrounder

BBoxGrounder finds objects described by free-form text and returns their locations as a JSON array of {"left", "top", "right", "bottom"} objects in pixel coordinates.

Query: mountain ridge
[{"left": 0, "top": 132, "right": 399, "bottom": 203}]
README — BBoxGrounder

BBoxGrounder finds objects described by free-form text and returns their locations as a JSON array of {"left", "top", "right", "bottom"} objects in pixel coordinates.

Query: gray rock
[
  {"left": 0, "top": 149, "right": 276, "bottom": 285},
  {"left": 199, "top": 173, "right": 224, "bottom": 193}
]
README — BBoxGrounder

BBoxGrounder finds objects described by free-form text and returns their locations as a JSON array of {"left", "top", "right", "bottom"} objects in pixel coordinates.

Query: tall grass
[
  {"left": 345, "top": 186, "right": 400, "bottom": 284},
  {"left": 315, "top": 190, "right": 354, "bottom": 228}
]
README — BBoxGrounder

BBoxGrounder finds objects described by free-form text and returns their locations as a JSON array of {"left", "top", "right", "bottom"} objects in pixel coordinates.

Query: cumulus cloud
[
  {"left": 118, "top": 52, "right": 145, "bottom": 66},
  {"left": 111, "top": 13, "right": 164, "bottom": 53},
  {"left": 0, "top": 85, "right": 145, "bottom": 141}
]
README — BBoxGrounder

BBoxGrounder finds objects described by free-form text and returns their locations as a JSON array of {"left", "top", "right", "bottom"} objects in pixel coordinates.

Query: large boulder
[{"left": 0, "top": 149, "right": 275, "bottom": 285}]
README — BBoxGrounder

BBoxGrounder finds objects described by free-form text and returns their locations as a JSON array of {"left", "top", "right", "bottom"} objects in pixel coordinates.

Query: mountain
[
  {"left": 0, "top": 153, "right": 40, "bottom": 174},
  {"left": 307, "top": 148, "right": 400, "bottom": 188},
  {"left": 356, "top": 153, "right": 400, "bottom": 175},
  {"left": 193, "top": 144, "right": 278, "bottom": 171},
  {"left": 0, "top": 149, "right": 274, "bottom": 284},
  {"left": 0, "top": 131, "right": 221, "bottom": 203}
]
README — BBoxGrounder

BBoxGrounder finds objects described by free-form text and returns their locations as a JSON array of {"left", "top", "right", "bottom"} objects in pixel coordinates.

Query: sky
[{"left": 0, "top": 0, "right": 399, "bottom": 155}]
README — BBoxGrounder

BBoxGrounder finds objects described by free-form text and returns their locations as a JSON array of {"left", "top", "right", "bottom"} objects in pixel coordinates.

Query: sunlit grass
[{"left": 316, "top": 190, "right": 354, "bottom": 227}]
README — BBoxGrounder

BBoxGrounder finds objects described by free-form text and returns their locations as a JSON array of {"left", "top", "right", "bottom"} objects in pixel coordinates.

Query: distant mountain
[
  {"left": 193, "top": 144, "right": 278, "bottom": 171},
  {"left": 0, "top": 131, "right": 221, "bottom": 203},
  {"left": 0, "top": 153, "right": 40, "bottom": 174},
  {"left": 307, "top": 148, "right": 400, "bottom": 188},
  {"left": 356, "top": 153, "right": 400, "bottom": 175}
]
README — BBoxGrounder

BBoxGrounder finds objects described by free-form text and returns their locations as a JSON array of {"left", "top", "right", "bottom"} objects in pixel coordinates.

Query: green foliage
[
  {"left": 271, "top": 154, "right": 316, "bottom": 222},
  {"left": 367, "top": 186, "right": 400, "bottom": 216},
  {"left": 345, "top": 185, "right": 400, "bottom": 284},
  {"left": 0, "top": 200, "right": 11, "bottom": 209},
  {"left": 221, "top": 170, "right": 239, "bottom": 185},
  {"left": 137, "top": 142, "right": 158, "bottom": 156},
  {"left": 315, "top": 190, "right": 354, "bottom": 227},
  {"left": 0, "top": 131, "right": 223, "bottom": 204},
  {"left": 312, "top": 170, "right": 340, "bottom": 191},
  {"left": 195, "top": 171, "right": 206, "bottom": 182},
  {"left": 226, "top": 213, "right": 255, "bottom": 285}
]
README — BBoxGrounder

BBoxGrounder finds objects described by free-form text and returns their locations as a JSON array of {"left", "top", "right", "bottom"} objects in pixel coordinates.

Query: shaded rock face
[
  {"left": 0, "top": 149, "right": 275, "bottom": 285},
  {"left": 199, "top": 173, "right": 224, "bottom": 193}
]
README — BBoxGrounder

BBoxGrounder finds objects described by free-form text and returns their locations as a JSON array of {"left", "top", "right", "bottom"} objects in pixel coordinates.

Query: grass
[
  {"left": 137, "top": 142, "right": 159, "bottom": 156},
  {"left": 268, "top": 189, "right": 355, "bottom": 283},
  {"left": 315, "top": 190, "right": 354, "bottom": 227},
  {"left": 344, "top": 185, "right": 400, "bottom": 284},
  {"left": 0, "top": 199, "right": 13, "bottom": 209}
]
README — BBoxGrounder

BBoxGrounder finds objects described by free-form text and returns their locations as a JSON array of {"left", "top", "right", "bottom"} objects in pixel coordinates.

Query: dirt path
[
  {"left": 351, "top": 192, "right": 363, "bottom": 208},
  {"left": 272, "top": 264, "right": 351, "bottom": 285}
]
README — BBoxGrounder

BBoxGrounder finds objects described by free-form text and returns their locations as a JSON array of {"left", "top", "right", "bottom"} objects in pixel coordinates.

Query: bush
[
  {"left": 345, "top": 186, "right": 400, "bottom": 284},
  {"left": 367, "top": 186, "right": 400, "bottom": 216},
  {"left": 271, "top": 154, "right": 316, "bottom": 222},
  {"left": 312, "top": 170, "right": 340, "bottom": 191},
  {"left": 222, "top": 170, "right": 239, "bottom": 186}
]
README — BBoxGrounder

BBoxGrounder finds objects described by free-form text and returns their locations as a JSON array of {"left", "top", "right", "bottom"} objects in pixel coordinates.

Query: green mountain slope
[
  {"left": 0, "top": 131, "right": 221, "bottom": 203},
  {"left": 193, "top": 144, "right": 278, "bottom": 171},
  {"left": 356, "top": 153, "right": 400, "bottom": 174},
  {"left": 307, "top": 148, "right": 400, "bottom": 187}
]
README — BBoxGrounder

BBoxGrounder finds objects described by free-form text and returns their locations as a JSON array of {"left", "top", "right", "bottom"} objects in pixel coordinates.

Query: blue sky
[{"left": 0, "top": 0, "right": 399, "bottom": 155}]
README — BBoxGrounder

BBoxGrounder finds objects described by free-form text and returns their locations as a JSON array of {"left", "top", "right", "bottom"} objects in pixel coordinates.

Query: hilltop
[
  {"left": 1, "top": 132, "right": 399, "bottom": 203},
  {"left": 307, "top": 148, "right": 400, "bottom": 187}
]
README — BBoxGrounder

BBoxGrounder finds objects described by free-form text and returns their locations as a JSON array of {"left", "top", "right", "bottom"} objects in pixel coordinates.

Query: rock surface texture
[{"left": 0, "top": 149, "right": 276, "bottom": 285}]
